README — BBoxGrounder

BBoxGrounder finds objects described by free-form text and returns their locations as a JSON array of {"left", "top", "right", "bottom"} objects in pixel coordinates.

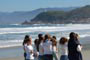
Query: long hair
[
  {"left": 51, "top": 36, "right": 57, "bottom": 46},
  {"left": 38, "top": 34, "right": 43, "bottom": 45},
  {"left": 69, "top": 32, "right": 76, "bottom": 41},
  {"left": 27, "top": 38, "right": 32, "bottom": 45},
  {"left": 59, "top": 37, "right": 68, "bottom": 45},
  {"left": 44, "top": 34, "right": 51, "bottom": 42},
  {"left": 23, "top": 35, "right": 29, "bottom": 45}
]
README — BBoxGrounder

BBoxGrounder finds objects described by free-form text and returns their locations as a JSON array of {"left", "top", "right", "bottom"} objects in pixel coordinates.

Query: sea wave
[
  {"left": 0, "top": 24, "right": 90, "bottom": 34},
  {"left": 0, "top": 44, "right": 22, "bottom": 48},
  {"left": 0, "top": 40, "right": 23, "bottom": 48},
  {"left": 0, "top": 34, "right": 90, "bottom": 48}
]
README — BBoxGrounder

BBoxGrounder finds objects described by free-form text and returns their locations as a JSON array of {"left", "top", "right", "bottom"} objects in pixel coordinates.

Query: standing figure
[
  {"left": 51, "top": 36, "right": 58, "bottom": 60},
  {"left": 23, "top": 35, "right": 30, "bottom": 60},
  {"left": 25, "top": 38, "right": 34, "bottom": 60},
  {"left": 59, "top": 37, "right": 68, "bottom": 60},
  {"left": 43, "top": 34, "right": 53, "bottom": 60},
  {"left": 68, "top": 32, "right": 83, "bottom": 60},
  {"left": 38, "top": 35, "right": 44, "bottom": 60}
]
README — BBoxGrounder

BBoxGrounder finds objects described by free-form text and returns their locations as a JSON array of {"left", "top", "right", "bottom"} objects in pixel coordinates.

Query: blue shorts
[{"left": 60, "top": 55, "right": 68, "bottom": 60}]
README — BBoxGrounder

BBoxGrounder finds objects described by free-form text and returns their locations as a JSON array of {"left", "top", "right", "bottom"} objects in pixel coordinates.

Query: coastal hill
[
  {"left": 28, "top": 5, "right": 90, "bottom": 24},
  {"left": 0, "top": 7, "right": 75, "bottom": 24}
]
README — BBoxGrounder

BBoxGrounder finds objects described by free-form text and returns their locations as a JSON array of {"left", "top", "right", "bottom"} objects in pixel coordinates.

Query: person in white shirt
[
  {"left": 34, "top": 39, "right": 39, "bottom": 60},
  {"left": 23, "top": 35, "right": 30, "bottom": 60},
  {"left": 59, "top": 37, "right": 68, "bottom": 60},
  {"left": 43, "top": 34, "right": 53, "bottom": 60},
  {"left": 25, "top": 38, "right": 34, "bottom": 60},
  {"left": 51, "top": 36, "right": 58, "bottom": 60},
  {"left": 76, "top": 33, "right": 83, "bottom": 60},
  {"left": 38, "top": 34, "right": 44, "bottom": 60}
]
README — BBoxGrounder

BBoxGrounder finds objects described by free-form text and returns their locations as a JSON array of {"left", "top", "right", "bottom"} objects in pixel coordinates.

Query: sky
[{"left": 0, "top": 0, "right": 90, "bottom": 12}]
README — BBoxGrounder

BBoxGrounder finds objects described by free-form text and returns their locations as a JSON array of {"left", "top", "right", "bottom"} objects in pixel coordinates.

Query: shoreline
[
  {"left": 0, "top": 44, "right": 90, "bottom": 60},
  {"left": 0, "top": 43, "right": 90, "bottom": 58}
]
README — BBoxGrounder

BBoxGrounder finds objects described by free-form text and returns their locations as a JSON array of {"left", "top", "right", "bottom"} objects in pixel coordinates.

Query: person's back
[
  {"left": 26, "top": 45, "right": 34, "bottom": 60},
  {"left": 51, "top": 37, "right": 58, "bottom": 60},
  {"left": 43, "top": 39, "right": 52, "bottom": 54},
  {"left": 43, "top": 34, "right": 53, "bottom": 60},
  {"left": 68, "top": 32, "right": 83, "bottom": 60},
  {"left": 39, "top": 41, "right": 44, "bottom": 55},
  {"left": 23, "top": 35, "right": 30, "bottom": 60},
  {"left": 60, "top": 43, "right": 68, "bottom": 56},
  {"left": 34, "top": 39, "right": 39, "bottom": 60},
  {"left": 25, "top": 38, "right": 34, "bottom": 60},
  {"left": 59, "top": 37, "right": 68, "bottom": 60}
]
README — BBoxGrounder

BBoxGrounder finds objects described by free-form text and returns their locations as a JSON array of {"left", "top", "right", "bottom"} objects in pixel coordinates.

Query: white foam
[
  {"left": 0, "top": 24, "right": 90, "bottom": 48},
  {"left": 0, "top": 24, "right": 90, "bottom": 34},
  {"left": 80, "top": 34, "right": 90, "bottom": 38},
  {"left": 0, "top": 40, "right": 23, "bottom": 48},
  {"left": 0, "top": 44, "right": 22, "bottom": 48}
]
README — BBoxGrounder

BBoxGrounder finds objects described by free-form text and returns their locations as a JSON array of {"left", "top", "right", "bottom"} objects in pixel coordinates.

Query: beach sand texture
[{"left": 0, "top": 49, "right": 90, "bottom": 60}]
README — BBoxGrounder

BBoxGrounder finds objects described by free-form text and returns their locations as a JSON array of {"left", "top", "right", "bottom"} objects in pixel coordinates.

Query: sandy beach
[{"left": 0, "top": 48, "right": 90, "bottom": 60}]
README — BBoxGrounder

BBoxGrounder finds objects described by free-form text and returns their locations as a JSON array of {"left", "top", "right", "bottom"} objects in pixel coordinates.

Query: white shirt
[
  {"left": 52, "top": 46, "right": 57, "bottom": 52},
  {"left": 25, "top": 45, "right": 34, "bottom": 59},
  {"left": 60, "top": 43, "right": 68, "bottom": 55},
  {"left": 33, "top": 45, "right": 38, "bottom": 60},
  {"left": 43, "top": 40, "right": 53, "bottom": 55},
  {"left": 77, "top": 45, "right": 82, "bottom": 52},
  {"left": 39, "top": 42, "right": 44, "bottom": 55}
]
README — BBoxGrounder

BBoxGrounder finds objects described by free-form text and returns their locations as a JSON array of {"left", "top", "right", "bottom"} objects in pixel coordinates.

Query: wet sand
[
  {"left": 0, "top": 43, "right": 90, "bottom": 60},
  {"left": 0, "top": 49, "right": 90, "bottom": 60}
]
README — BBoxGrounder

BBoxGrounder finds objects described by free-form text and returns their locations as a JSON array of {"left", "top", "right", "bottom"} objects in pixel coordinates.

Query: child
[
  {"left": 25, "top": 38, "right": 34, "bottom": 60},
  {"left": 76, "top": 33, "right": 83, "bottom": 60},
  {"left": 34, "top": 39, "right": 39, "bottom": 60},
  {"left": 43, "top": 34, "right": 53, "bottom": 60},
  {"left": 59, "top": 37, "right": 68, "bottom": 60},
  {"left": 68, "top": 32, "right": 83, "bottom": 60},
  {"left": 51, "top": 37, "right": 58, "bottom": 60},
  {"left": 23, "top": 35, "right": 30, "bottom": 60}
]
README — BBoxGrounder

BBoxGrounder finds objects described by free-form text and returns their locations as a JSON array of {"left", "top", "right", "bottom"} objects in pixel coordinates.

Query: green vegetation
[{"left": 31, "top": 5, "right": 90, "bottom": 24}]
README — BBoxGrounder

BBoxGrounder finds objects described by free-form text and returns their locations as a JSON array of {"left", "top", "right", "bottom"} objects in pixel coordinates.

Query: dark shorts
[
  {"left": 24, "top": 53, "right": 26, "bottom": 60},
  {"left": 60, "top": 55, "right": 68, "bottom": 60},
  {"left": 43, "top": 54, "right": 53, "bottom": 60},
  {"left": 38, "top": 55, "right": 44, "bottom": 60},
  {"left": 26, "top": 59, "right": 34, "bottom": 60}
]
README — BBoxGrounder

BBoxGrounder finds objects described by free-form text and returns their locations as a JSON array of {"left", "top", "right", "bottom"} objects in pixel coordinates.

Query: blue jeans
[
  {"left": 38, "top": 55, "right": 44, "bottom": 60},
  {"left": 60, "top": 55, "right": 68, "bottom": 60}
]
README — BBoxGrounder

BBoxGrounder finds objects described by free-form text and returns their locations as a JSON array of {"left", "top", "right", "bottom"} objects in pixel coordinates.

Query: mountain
[
  {"left": 0, "top": 7, "right": 77, "bottom": 24},
  {"left": 30, "top": 5, "right": 90, "bottom": 24}
]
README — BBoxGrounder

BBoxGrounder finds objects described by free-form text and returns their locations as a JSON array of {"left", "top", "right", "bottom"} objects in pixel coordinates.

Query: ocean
[{"left": 0, "top": 24, "right": 90, "bottom": 58}]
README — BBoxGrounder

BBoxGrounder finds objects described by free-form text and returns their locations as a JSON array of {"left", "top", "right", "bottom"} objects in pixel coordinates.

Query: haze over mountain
[
  {"left": 0, "top": 7, "right": 77, "bottom": 24},
  {"left": 30, "top": 5, "right": 90, "bottom": 24}
]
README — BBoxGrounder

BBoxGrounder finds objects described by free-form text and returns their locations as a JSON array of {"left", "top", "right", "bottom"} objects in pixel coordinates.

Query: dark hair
[
  {"left": 44, "top": 34, "right": 51, "bottom": 42},
  {"left": 38, "top": 34, "right": 43, "bottom": 38},
  {"left": 69, "top": 32, "right": 76, "bottom": 41},
  {"left": 51, "top": 38, "right": 57, "bottom": 46},
  {"left": 27, "top": 38, "right": 32, "bottom": 45},
  {"left": 23, "top": 35, "right": 29, "bottom": 45},
  {"left": 59, "top": 37, "right": 68, "bottom": 45},
  {"left": 38, "top": 36, "right": 44, "bottom": 45},
  {"left": 75, "top": 33, "right": 79, "bottom": 40},
  {"left": 34, "top": 39, "right": 38, "bottom": 46},
  {"left": 34, "top": 39, "right": 39, "bottom": 51},
  {"left": 52, "top": 36, "right": 56, "bottom": 40}
]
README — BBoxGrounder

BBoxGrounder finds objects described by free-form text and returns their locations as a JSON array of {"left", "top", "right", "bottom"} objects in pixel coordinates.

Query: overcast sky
[{"left": 0, "top": 0, "right": 90, "bottom": 12}]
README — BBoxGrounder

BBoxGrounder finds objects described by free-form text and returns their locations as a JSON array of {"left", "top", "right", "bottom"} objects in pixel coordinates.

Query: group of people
[{"left": 23, "top": 32, "right": 83, "bottom": 60}]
